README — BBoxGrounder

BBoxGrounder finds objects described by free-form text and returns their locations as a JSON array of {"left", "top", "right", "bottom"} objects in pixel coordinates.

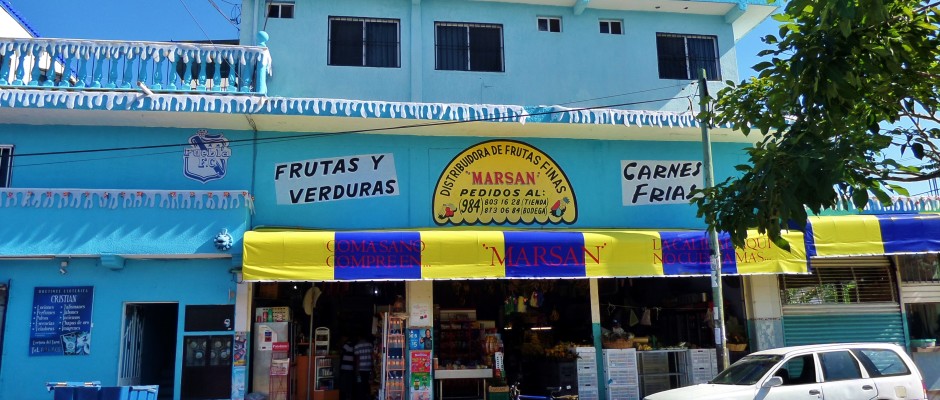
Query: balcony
[{"left": 0, "top": 32, "right": 271, "bottom": 96}]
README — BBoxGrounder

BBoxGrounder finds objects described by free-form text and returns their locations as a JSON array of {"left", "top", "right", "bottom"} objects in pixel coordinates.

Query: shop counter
[{"left": 435, "top": 369, "right": 493, "bottom": 399}]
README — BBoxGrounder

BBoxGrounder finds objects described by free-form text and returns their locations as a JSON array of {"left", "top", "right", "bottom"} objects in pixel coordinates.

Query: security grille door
[{"left": 118, "top": 305, "right": 144, "bottom": 386}]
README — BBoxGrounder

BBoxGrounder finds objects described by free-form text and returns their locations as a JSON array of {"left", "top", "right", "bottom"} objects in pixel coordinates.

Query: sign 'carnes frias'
[{"left": 433, "top": 140, "right": 577, "bottom": 225}]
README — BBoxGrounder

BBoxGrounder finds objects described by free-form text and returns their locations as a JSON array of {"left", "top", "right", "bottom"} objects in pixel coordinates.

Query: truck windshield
[{"left": 709, "top": 355, "right": 783, "bottom": 385}]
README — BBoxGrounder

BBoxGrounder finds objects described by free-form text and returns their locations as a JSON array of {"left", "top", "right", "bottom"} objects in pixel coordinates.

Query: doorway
[{"left": 119, "top": 303, "right": 179, "bottom": 400}]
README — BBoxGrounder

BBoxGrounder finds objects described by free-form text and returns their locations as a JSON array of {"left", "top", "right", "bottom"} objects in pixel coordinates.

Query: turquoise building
[{"left": 0, "top": 1, "right": 832, "bottom": 399}]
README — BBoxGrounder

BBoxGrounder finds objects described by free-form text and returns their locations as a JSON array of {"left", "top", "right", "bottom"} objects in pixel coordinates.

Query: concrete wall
[
  {"left": 0, "top": 258, "right": 235, "bottom": 400},
  {"left": 251, "top": 132, "right": 749, "bottom": 230},
  {"left": 247, "top": 0, "right": 737, "bottom": 110}
]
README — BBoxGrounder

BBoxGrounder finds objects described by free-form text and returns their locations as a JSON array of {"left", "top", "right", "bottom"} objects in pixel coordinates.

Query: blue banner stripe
[
  {"left": 804, "top": 220, "right": 818, "bottom": 258},
  {"left": 333, "top": 232, "right": 423, "bottom": 280},
  {"left": 658, "top": 231, "right": 737, "bottom": 275},
  {"left": 503, "top": 231, "right": 586, "bottom": 278},
  {"left": 877, "top": 214, "right": 940, "bottom": 254}
]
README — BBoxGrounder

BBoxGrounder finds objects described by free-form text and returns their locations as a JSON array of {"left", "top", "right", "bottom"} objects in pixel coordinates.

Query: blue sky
[{"left": 6, "top": 0, "right": 931, "bottom": 195}]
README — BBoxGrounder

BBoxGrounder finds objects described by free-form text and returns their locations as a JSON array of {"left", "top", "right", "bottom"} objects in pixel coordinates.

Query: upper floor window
[
  {"left": 435, "top": 22, "right": 504, "bottom": 72},
  {"left": 267, "top": 2, "right": 294, "bottom": 19},
  {"left": 329, "top": 17, "right": 401, "bottom": 68},
  {"left": 599, "top": 19, "right": 623, "bottom": 35},
  {"left": 538, "top": 17, "right": 561, "bottom": 32},
  {"left": 656, "top": 33, "right": 720, "bottom": 81},
  {"left": 898, "top": 254, "right": 940, "bottom": 282},
  {"left": 0, "top": 146, "right": 11, "bottom": 188}
]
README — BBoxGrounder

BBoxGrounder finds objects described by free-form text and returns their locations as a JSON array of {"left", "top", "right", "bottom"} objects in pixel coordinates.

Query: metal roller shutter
[{"left": 781, "top": 256, "right": 905, "bottom": 346}]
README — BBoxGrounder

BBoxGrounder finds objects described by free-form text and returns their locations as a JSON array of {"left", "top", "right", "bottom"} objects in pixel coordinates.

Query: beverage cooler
[{"left": 381, "top": 313, "right": 434, "bottom": 400}]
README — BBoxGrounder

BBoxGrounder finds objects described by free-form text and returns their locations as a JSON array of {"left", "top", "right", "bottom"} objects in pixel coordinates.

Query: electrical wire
[
  {"left": 178, "top": 0, "right": 216, "bottom": 44},
  {"left": 207, "top": 0, "right": 240, "bottom": 30},
  {"left": 557, "top": 84, "right": 690, "bottom": 106},
  {"left": 11, "top": 96, "right": 686, "bottom": 167}
]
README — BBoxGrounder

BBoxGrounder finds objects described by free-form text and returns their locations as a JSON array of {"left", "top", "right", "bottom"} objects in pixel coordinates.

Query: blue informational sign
[
  {"left": 409, "top": 328, "right": 433, "bottom": 350},
  {"left": 29, "top": 286, "right": 94, "bottom": 356}
]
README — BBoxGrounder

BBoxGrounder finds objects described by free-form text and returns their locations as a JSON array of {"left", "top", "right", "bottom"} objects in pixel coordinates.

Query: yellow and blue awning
[
  {"left": 807, "top": 214, "right": 940, "bottom": 257},
  {"left": 243, "top": 229, "right": 806, "bottom": 281}
]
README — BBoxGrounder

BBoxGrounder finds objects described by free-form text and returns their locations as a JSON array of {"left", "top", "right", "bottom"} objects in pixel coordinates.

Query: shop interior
[{"left": 248, "top": 276, "right": 746, "bottom": 400}]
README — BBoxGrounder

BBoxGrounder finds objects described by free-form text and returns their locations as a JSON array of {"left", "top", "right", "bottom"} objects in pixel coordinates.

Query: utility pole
[{"left": 698, "top": 69, "right": 730, "bottom": 370}]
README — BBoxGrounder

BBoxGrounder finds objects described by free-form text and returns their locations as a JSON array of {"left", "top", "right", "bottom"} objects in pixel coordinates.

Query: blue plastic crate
[
  {"left": 128, "top": 385, "right": 158, "bottom": 400},
  {"left": 98, "top": 386, "right": 130, "bottom": 400}
]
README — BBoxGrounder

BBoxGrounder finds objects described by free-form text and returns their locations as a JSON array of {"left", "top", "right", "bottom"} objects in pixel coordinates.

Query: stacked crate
[
  {"left": 678, "top": 349, "right": 718, "bottom": 386},
  {"left": 603, "top": 348, "right": 640, "bottom": 400},
  {"left": 575, "top": 347, "right": 599, "bottom": 400},
  {"left": 637, "top": 351, "right": 673, "bottom": 396}
]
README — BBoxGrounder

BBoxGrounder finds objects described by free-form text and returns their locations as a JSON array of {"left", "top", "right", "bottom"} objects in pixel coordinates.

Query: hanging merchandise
[
  {"left": 516, "top": 296, "right": 527, "bottom": 313},
  {"left": 640, "top": 308, "right": 651, "bottom": 326},
  {"left": 629, "top": 309, "right": 640, "bottom": 327},
  {"left": 529, "top": 291, "right": 539, "bottom": 308}
]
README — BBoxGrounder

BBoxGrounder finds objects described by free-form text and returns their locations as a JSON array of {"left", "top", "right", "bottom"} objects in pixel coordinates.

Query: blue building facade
[{"left": 0, "top": 1, "right": 788, "bottom": 399}]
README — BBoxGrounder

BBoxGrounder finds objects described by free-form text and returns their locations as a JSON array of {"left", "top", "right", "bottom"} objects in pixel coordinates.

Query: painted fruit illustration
[{"left": 550, "top": 197, "right": 570, "bottom": 217}]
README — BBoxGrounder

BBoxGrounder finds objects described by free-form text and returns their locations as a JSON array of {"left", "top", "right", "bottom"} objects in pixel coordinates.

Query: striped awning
[
  {"left": 807, "top": 214, "right": 940, "bottom": 257},
  {"left": 242, "top": 229, "right": 807, "bottom": 281}
]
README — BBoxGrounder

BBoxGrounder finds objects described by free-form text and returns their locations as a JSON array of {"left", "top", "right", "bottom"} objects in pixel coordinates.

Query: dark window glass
[
  {"left": 656, "top": 33, "right": 719, "bottom": 80},
  {"left": 538, "top": 18, "right": 549, "bottom": 31},
  {"left": 538, "top": 18, "right": 560, "bottom": 32},
  {"left": 820, "top": 351, "right": 863, "bottom": 382},
  {"left": 280, "top": 4, "right": 294, "bottom": 19},
  {"left": 469, "top": 26, "right": 503, "bottom": 71},
  {"left": 435, "top": 23, "right": 502, "bottom": 72},
  {"left": 365, "top": 21, "right": 398, "bottom": 67},
  {"left": 775, "top": 354, "right": 817, "bottom": 385},
  {"left": 329, "top": 18, "right": 400, "bottom": 68},
  {"left": 0, "top": 146, "right": 11, "bottom": 188},
  {"left": 436, "top": 25, "right": 468, "bottom": 71},
  {"left": 267, "top": 3, "right": 293, "bottom": 19},
  {"left": 600, "top": 21, "right": 623, "bottom": 35},
  {"left": 330, "top": 20, "right": 364, "bottom": 66}
]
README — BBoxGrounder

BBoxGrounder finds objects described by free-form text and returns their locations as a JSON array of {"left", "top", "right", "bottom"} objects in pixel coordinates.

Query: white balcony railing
[{"left": 0, "top": 33, "right": 271, "bottom": 95}]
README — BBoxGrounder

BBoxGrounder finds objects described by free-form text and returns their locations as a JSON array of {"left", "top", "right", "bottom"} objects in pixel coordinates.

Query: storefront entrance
[{"left": 119, "top": 303, "right": 178, "bottom": 400}]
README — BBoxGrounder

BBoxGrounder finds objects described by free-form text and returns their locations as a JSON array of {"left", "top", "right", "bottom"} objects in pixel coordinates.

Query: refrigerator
[{"left": 252, "top": 321, "right": 291, "bottom": 398}]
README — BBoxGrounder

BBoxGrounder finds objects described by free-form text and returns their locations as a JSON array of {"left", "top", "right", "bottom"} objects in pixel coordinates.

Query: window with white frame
[
  {"left": 538, "top": 17, "right": 561, "bottom": 32},
  {"left": 329, "top": 17, "right": 401, "bottom": 68},
  {"left": 435, "top": 22, "right": 503, "bottom": 72},
  {"left": 599, "top": 19, "right": 623, "bottom": 35},
  {"left": 267, "top": 2, "right": 294, "bottom": 19},
  {"left": 656, "top": 33, "right": 720, "bottom": 80},
  {"left": 0, "top": 146, "right": 11, "bottom": 188}
]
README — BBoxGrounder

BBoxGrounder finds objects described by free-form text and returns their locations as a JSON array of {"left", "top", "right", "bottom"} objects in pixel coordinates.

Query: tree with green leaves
[{"left": 695, "top": 0, "right": 940, "bottom": 248}]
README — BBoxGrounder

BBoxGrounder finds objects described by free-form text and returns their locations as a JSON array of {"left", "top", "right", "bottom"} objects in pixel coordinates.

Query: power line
[
  {"left": 557, "top": 84, "right": 691, "bottom": 106},
  {"left": 12, "top": 96, "right": 686, "bottom": 166},
  {"left": 207, "top": 0, "right": 240, "bottom": 30},
  {"left": 178, "top": 0, "right": 216, "bottom": 44}
]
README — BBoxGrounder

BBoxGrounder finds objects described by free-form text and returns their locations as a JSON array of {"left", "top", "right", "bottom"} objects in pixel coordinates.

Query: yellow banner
[
  {"left": 242, "top": 229, "right": 806, "bottom": 281},
  {"left": 432, "top": 140, "right": 577, "bottom": 225}
]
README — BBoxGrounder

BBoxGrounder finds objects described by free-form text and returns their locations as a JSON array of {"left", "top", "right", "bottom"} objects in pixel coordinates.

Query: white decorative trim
[
  {"left": 0, "top": 188, "right": 253, "bottom": 211},
  {"left": 0, "top": 88, "right": 728, "bottom": 129}
]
